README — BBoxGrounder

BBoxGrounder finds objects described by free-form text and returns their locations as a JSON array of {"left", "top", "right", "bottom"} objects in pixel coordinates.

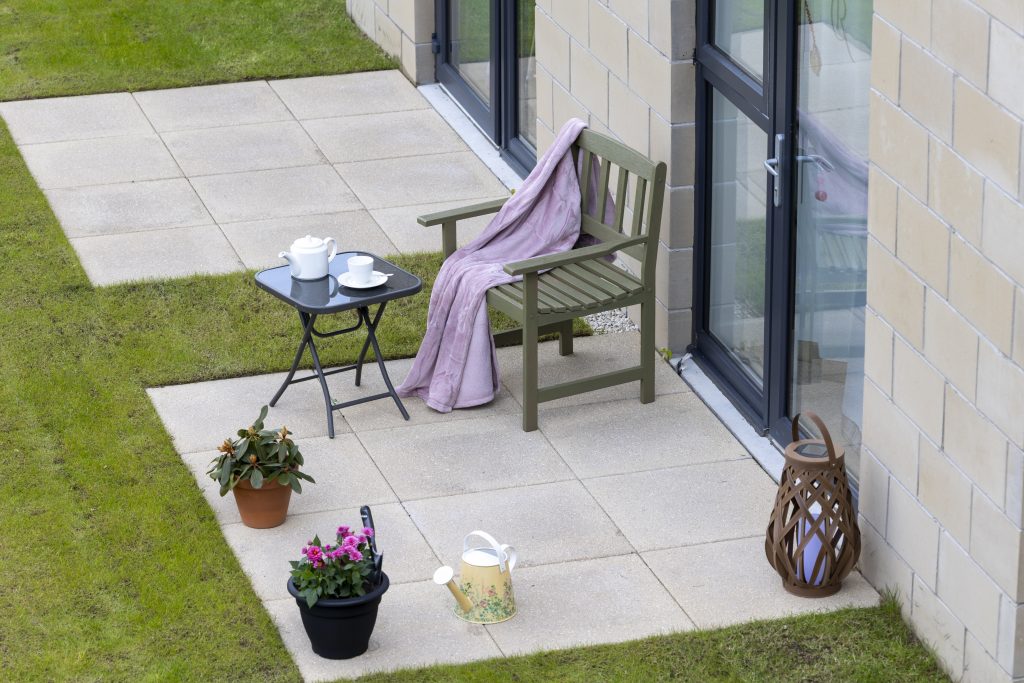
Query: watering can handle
[
  {"left": 500, "top": 544, "right": 517, "bottom": 573},
  {"left": 464, "top": 530, "right": 512, "bottom": 573}
]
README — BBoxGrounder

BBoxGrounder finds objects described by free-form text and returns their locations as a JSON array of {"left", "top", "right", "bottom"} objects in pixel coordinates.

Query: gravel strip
[{"left": 584, "top": 308, "right": 639, "bottom": 334}]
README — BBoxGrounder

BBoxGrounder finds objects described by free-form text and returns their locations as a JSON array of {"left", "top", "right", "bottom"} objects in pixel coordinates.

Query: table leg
[
  {"left": 354, "top": 321, "right": 373, "bottom": 388},
  {"left": 302, "top": 313, "right": 337, "bottom": 439},
  {"left": 360, "top": 305, "right": 410, "bottom": 421},
  {"left": 270, "top": 311, "right": 315, "bottom": 408}
]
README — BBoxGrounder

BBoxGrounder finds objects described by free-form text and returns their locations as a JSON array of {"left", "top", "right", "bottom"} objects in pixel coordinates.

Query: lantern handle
[{"left": 791, "top": 411, "right": 837, "bottom": 463}]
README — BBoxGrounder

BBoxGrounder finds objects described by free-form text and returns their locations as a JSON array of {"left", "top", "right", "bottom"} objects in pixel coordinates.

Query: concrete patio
[
  {"left": 0, "top": 70, "right": 508, "bottom": 285},
  {"left": 148, "top": 331, "right": 878, "bottom": 681}
]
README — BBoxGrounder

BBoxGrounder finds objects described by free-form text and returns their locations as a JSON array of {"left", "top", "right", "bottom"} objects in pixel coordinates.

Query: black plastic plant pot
[{"left": 287, "top": 574, "right": 390, "bottom": 659}]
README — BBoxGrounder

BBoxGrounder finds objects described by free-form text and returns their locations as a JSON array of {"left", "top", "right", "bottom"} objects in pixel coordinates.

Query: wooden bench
[{"left": 419, "top": 129, "right": 667, "bottom": 431}]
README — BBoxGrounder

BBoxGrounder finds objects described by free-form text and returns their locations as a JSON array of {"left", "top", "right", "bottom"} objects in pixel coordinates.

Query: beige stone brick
[
  {"left": 609, "top": 0, "right": 648, "bottom": 40},
  {"left": 535, "top": 120, "right": 555, "bottom": 156},
  {"left": 865, "top": 308, "right": 894, "bottom": 395},
  {"left": 949, "top": 238, "right": 1015, "bottom": 354},
  {"left": 938, "top": 533, "right": 1003, "bottom": 652},
  {"left": 655, "top": 244, "right": 692, "bottom": 310},
  {"left": 954, "top": 79, "right": 1021, "bottom": 197},
  {"left": 875, "top": 0, "right": 932, "bottom": 47},
  {"left": 868, "top": 166, "right": 899, "bottom": 252},
  {"left": 896, "top": 189, "right": 951, "bottom": 296},
  {"left": 933, "top": 0, "right": 990, "bottom": 87},
  {"left": 893, "top": 336, "right": 946, "bottom": 442},
  {"left": 649, "top": 112, "right": 694, "bottom": 186},
  {"left": 535, "top": 66, "right": 554, "bottom": 127},
  {"left": 1015, "top": 288, "right": 1024, "bottom": 366},
  {"left": 628, "top": 34, "right": 693, "bottom": 123},
  {"left": 661, "top": 185, "right": 694, "bottom": 249},
  {"left": 924, "top": 289, "right": 979, "bottom": 401},
  {"left": 863, "top": 380, "right": 921, "bottom": 491},
  {"left": 997, "top": 597, "right": 1024, "bottom": 676},
  {"left": 1007, "top": 445, "right": 1024, "bottom": 528},
  {"left": 971, "top": 491, "right": 1024, "bottom": 599},
  {"left": 859, "top": 516, "right": 914, "bottom": 609},
  {"left": 912, "top": 576, "right": 967, "bottom": 679},
  {"left": 859, "top": 447, "right": 891, "bottom": 532},
  {"left": 974, "top": 0, "right": 1024, "bottom": 34},
  {"left": 636, "top": 299, "right": 691, "bottom": 351},
  {"left": 899, "top": 38, "right": 954, "bottom": 142},
  {"left": 347, "top": 0, "right": 376, "bottom": 36},
  {"left": 977, "top": 340, "right": 1024, "bottom": 447},
  {"left": 536, "top": 10, "right": 572, "bottom": 87},
  {"left": 869, "top": 91, "right": 930, "bottom": 201},
  {"left": 929, "top": 140, "right": 984, "bottom": 247},
  {"left": 919, "top": 434, "right": 973, "bottom": 545},
  {"left": 608, "top": 75, "right": 648, "bottom": 155},
  {"left": 944, "top": 385, "right": 1009, "bottom": 505},
  {"left": 982, "top": 183, "right": 1024, "bottom": 287},
  {"left": 589, "top": 0, "right": 628, "bottom": 80},
  {"left": 550, "top": 0, "right": 589, "bottom": 40},
  {"left": 375, "top": 6, "right": 402, "bottom": 58},
  {"left": 650, "top": 0, "right": 696, "bottom": 61},
  {"left": 570, "top": 39, "right": 609, "bottom": 122},
  {"left": 871, "top": 16, "right": 901, "bottom": 102},
  {"left": 888, "top": 480, "right": 941, "bottom": 586},
  {"left": 867, "top": 239, "right": 926, "bottom": 349},
  {"left": 389, "top": 0, "right": 433, "bottom": 43},
  {"left": 535, "top": 0, "right": 552, "bottom": 13},
  {"left": 964, "top": 631, "right": 1010, "bottom": 683},
  {"left": 990, "top": 20, "right": 1024, "bottom": 120},
  {"left": 400, "top": 35, "right": 434, "bottom": 85},
  {"left": 551, "top": 81, "right": 590, "bottom": 130}
]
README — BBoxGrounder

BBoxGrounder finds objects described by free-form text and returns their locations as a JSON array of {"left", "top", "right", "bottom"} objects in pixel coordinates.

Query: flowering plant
[
  {"left": 207, "top": 405, "right": 315, "bottom": 495},
  {"left": 290, "top": 524, "right": 377, "bottom": 607}
]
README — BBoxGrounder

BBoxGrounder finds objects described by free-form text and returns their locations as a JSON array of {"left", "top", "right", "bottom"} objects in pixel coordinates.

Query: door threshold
[
  {"left": 672, "top": 354, "right": 785, "bottom": 483},
  {"left": 418, "top": 83, "right": 525, "bottom": 191}
]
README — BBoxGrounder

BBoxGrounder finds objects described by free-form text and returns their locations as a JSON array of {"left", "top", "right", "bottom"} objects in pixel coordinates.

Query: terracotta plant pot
[
  {"left": 232, "top": 478, "right": 292, "bottom": 528},
  {"left": 288, "top": 574, "right": 390, "bottom": 659}
]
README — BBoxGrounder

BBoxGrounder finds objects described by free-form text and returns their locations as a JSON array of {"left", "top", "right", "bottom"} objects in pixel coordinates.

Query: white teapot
[{"left": 279, "top": 235, "right": 337, "bottom": 280}]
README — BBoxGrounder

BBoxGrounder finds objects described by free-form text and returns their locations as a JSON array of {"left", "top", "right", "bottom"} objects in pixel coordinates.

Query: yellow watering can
[{"left": 432, "top": 530, "right": 517, "bottom": 624}]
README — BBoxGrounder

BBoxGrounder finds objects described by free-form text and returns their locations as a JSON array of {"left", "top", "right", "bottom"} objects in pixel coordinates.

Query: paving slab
[
  {"left": 220, "top": 211, "right": 396, "bottom": 271},
  {"left": 405, "top": 480, "right": 633, "bottom": 568},
  {"left": 358, "top": 414, "right": 573, "bottom": 499},
  {"left": 70, "top": 225, "right": 242, "bottom": 286},
  {"left": 336, "top": 152, "right": 508, "bottom": 209},
  {"left": 221, "top": 503, "right": 437, "bottom": 602},
  {"left": 485, "top": 555, "right": 694, "bottom": 654},
  {"left": 147, "top": 371, "right": 346, "bottom": 454},
  {"left": 179, "top": 434, "right": 398, "bottom": 526},
  {"left": 0, "top": 92, "right": 153, "bottom": 144},
  {"left": 369, "top": 198, "right": 505, "bottom": 254},
  {"left": 133, "top": 81, "right": 294, "bottom": 131},
  {"left": 264, "top": 581, "right": 502, "bottom": 682},
  {"left": 18, "top": 135, "right": 182, "bottom": 189},
  {"left": 269, "top": 71, "right": 430, "bottom": 120},
  {"left": 162, "top": 121, "right": 326, "bottom": 176},
  {"left": 540, "top": 393, "right": 748, "bottom": 479},
  {"left": 584, "top": 459, "right": 778, "bottom": 552},
  {"left": 302, "top": 110, "right": 465, "bottom": 163},
  {"left": 190, "top": 165, "right": 360, "bottom": 223},
  {"left": 643, "top": 537, "right": 880, "bottom": 628},
  {"left": 45, "top": 178, "right": 212, "bottom": 237}
]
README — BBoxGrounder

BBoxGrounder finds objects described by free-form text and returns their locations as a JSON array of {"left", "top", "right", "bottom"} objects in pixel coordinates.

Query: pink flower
[
  {"left": 346, "top": 548, "right": 363, "bottom": 562},
  {"left": 342, "top": 535, "right": 358, "bottom": 548},
  {"left": 337, "top": 525, "right": 351, "bottom": 537},
  {"left": 362, "top": 527, "right": 374, "bottom": 538}
]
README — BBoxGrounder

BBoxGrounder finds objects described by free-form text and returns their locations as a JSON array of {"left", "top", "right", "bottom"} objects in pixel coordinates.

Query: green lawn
[{"left": 0, "top": 1, "right": 943, "bottom": 681}]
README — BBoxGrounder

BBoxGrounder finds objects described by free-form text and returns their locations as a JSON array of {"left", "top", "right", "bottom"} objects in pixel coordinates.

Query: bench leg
[
  {"left": 522, "top": 321, "right": 539, "bottom": 432},
  {"left": 640, "top": 299, "right": 655, "bottom": 404},
  {"left": 558, "top": 319, "right": 574, "bottom": 356}
]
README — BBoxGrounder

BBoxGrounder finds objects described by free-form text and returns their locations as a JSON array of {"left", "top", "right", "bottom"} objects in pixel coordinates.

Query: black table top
[{"left": 255, "top": 252, "right": 423, "bottom": 314}]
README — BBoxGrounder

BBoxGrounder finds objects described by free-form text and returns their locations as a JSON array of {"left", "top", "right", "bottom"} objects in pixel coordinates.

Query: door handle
[
  {"left": 763, "top": 158, "right": 780, "bottom": 177},
  {"left": 765, "top": 133, "right": 785, "bottom": 207}
]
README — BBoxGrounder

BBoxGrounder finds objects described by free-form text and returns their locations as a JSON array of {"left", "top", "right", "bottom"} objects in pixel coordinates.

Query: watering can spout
[{"left": 433, "top": 566, "right": 473, "bottom": 613}]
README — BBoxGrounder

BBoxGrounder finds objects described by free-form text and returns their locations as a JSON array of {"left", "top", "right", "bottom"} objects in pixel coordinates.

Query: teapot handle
[
  {"left": 324, "top": 237, "right": 337, "bottom": 263},
  {"left": 464, "top": 530, "right": 511, "bottom": 573}
]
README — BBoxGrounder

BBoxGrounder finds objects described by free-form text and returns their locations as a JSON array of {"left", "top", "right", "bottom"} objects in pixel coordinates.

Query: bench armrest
[
  {"left": 502, "top": 235, "right": 647, "bottom": 276},
  {"left": 418, "top": 198, "right": 508, "bottom": 227}
]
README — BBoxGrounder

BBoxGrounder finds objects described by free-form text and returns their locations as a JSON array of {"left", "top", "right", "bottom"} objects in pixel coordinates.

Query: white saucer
[{"left": 338, "top": 271, "right": 389, "bottom": 289}]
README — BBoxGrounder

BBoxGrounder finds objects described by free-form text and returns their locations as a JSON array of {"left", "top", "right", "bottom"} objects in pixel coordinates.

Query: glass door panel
[
  {"left": 708, "top": 89, "right": 770, "bottom": 388},
  {"left": 789, "top": 1, "right": 873, "bottom": 482},
  {"left": 516, "top": 0, "right": 537, "bottom": 148},
  {"left": 712, "top": 0, "right": 765, "bottom": 81},
  {"left": 448, "top": 0, "right": 493, "bottom": 105}
]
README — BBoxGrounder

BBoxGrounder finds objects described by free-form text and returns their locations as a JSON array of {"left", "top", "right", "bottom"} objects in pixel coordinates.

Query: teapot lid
[{"left": 291, "top": 235, "right": 327, "bottom": 252}]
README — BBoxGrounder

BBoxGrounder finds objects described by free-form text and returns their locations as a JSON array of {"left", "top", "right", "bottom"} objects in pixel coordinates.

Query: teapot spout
[
  {"left": 278, "top": 251, "right": 299, "bottom": 277},
  {"left": 433, "top": 566, "right": 473, "bottom": 613}
]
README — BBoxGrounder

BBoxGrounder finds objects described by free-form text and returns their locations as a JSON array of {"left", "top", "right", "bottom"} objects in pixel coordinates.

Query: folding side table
[{"left": 255, "top": 252, "right": 423, "bottom": 438}]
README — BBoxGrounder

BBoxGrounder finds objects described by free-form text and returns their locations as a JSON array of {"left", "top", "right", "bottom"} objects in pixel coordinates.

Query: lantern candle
[{"left": 799, "top": 506, "right": 824, "bottom": 585}]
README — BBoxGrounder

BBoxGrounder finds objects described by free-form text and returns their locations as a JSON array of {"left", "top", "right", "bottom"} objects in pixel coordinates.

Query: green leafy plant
[
  {"left": 207, "top": 406, "right": 315, "bottom": 495},
  {"left": 290, "top": 525, "right": 376, "bottom": 607}
]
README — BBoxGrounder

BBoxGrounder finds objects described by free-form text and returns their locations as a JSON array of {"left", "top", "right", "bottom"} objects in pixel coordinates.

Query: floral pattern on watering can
[{"left": 454, "top": 531, "right": 517, "bottom": 624}]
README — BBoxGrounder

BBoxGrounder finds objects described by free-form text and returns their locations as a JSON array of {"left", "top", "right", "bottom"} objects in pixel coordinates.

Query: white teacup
[{"left": 347, "top": 255, "right": 375, "bottom": 285}]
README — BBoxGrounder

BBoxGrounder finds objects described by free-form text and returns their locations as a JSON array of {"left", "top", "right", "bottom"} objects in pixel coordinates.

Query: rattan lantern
[{"left": 765, "top": 412, "right": 860, "bottom": 597}]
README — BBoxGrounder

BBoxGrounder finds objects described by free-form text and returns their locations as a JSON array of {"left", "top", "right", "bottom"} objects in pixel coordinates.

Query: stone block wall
[
  {"left": 347, "top": 0, "right": 436, "bottom": 84},
  {"left": 860, "top": 2, "right": 1024, "bottom": 680},
  {"left": 534, "top": 0, "right": 697, "bottom": 352}
]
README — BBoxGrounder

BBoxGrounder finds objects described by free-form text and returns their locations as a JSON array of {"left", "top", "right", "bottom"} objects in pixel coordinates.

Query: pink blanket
[{"left": 397, "top": 118, "right": 589, "bottom": 412}]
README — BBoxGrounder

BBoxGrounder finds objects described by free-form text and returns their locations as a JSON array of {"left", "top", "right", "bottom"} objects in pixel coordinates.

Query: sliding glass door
[{"left": 436, "top": 0, "right": 537, "bottom": 172}]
